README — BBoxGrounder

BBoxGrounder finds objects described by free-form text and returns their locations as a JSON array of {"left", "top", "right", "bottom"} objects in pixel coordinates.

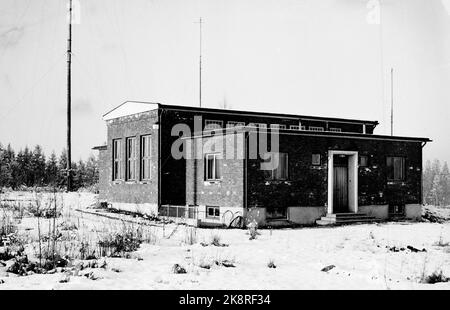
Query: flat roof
[
  {"left": 159, "top": 103, "right": 379, "bottom": 126},
  {"left": 102, "top": 101, "right": 379, "bottom": 125}
]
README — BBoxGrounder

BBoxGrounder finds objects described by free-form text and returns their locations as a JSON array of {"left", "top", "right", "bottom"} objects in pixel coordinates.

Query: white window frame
[
  {"left": 329, "top": 127, "right": 342, "bottom": 132},
  {"left": 206, "top": 206, "right": 220, "bottom": 219},
  {"left": 126, "top": 137, "right": 137, "bottom": 181},
  {"left": 270, "top": 124, "right": 286, "bottom": 130},
  {"left": 205, "top": 119, "right": 223, "bottom": 130},
  {"left": 289, "top": 125, "right": 300, "bottom": 130},
  {"left": 140, "top": 135, "right": 151, "bottom": 181},
  {"left": 226, "top": 121, "right": 245, "bottom": 128},
  {"left": 205, "top": 153, "right": 222, "bottom": 181},
  {"left": 309, "top": 126, "right": 324, "bottom": 132},
  {"left": 386, "top": 156, "right": 405, "bottom": 181},
  {"left": 112, "top": 139, "right": 123, "bottom": 181}
]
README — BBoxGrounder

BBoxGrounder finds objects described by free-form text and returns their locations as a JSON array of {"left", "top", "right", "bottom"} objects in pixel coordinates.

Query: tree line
[
  {"left": 0, "top": 143, "right": 98, "bottom": 191},
  {"left": 423, "top": 159, "right": 450, "bottom": 206}
]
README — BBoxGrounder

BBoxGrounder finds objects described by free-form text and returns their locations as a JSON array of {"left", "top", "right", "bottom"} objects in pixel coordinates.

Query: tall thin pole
[
  {"left": 199, "top": 17, "right": 202, "bottom": 108},
  {"left": 67, "top": 0, "right": 72, "bottom": 191},
  {"left": 390, "top": 67, "right": 394, "bottom": 136}
]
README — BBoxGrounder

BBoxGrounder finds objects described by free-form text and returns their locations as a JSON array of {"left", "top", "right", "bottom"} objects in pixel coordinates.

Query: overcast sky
[{"left": 0, "top": 0, "right": 449, "bottom": 161}]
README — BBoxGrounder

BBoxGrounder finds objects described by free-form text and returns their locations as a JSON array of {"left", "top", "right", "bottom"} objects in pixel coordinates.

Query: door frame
[{"left": 327, "top": 150, "right": 358, "bottom": 214}]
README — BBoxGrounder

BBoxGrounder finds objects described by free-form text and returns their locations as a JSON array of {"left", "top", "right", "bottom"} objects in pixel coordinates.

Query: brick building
[{"left": 94, "top": 101, "right": 430, "bottom": 227}]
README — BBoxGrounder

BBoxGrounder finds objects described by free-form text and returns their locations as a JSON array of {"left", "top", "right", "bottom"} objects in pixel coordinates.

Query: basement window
[
  {"left": 262, "top": 152, "right": 288, "bottom": 180},
  {"left": 126, "top": 137, "right": 137, "bottom": 181},
  {"left": 312, "top": 154, "right": 321, "bottom": 166},
  {"left": 206, "top": 206, "right": 220, "bottom": 219},
  {"left": 112, "top": 139, "right": 123, "bottom": 180},
  {"left": 140, "top": 135, "right": 151, "bottom": 180},
  {"left": 205, "top": 153, "right": 222, "bottom": 181},
  {"left": 387, "top": 156, "right": 405, "bottom": 181}
]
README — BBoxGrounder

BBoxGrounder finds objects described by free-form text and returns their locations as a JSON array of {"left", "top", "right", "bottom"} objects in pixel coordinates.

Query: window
[
  {"left": 206, "top": 206, "right": 220, "bottom": 218},
  {"left": 205, "top": 119, "right": 223, "bottom": 130},
  {"left": 140, "top": 135, "right": 151, "bottom": 180},
  {"left": 359, "top": 155, "right": 368, "bottom": 167},
  {"left": 248, "top": 123, "right": 267, "bottom": 129},
  {"left": 300, "top": 126, "right": 306, "bottom": 130},
  {"left": 112, "top": 139, "right": 123, "bottom": 180},
  {"left": 205, "top": 153, "right": 222, "bottom": 181},
  {"left": 226, "top": 121, "right": 245, "bottom": 128},
  {"left": 126, "top": 137, "right": 137, "bottom": 181},
  {"left": 329, "top": 128, "right": 342, "bottom": 132},
  {"left": 270, "top": 124, "right": 286, "bottom": 130},
  {"left": 262, "top": 152, "right": 288, "bottom": 180},
  {"left": 312, "top": 154, "right": 321, "bottom": 165},
  {"left": 387, "top": 156, "right": 405, "bottom": 181},
  {"left": 289, "top": 125, "right": 300, "bottom": 130},
  {"left": 309, "top": 126, "right": 324, "bottom": 132}
]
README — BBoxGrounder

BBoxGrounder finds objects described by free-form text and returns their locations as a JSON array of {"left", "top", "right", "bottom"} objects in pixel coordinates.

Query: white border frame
[{"left": 327, "top": 150, "right": 358, "bottom": 214}]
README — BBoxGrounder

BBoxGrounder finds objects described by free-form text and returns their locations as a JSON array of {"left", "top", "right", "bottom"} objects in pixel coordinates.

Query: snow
[{"left": 1, "top": 191, "right": 450, "bottom": 290}]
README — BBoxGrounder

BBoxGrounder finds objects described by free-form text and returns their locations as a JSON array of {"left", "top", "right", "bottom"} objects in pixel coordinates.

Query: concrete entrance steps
[{"left": 316, "top": 212, "right": 378, "bottom": 226}]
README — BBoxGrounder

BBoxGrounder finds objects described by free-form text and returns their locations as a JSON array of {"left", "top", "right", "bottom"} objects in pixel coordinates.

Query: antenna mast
[
  {"left": 66, "top": 0, "right": 73, "bottom": 191},
  {"left": 199, "top": 17, "right": 202, "bottom": 107},
  {"left": 390, "top": 67, "right": 394, "bottom": 136}
]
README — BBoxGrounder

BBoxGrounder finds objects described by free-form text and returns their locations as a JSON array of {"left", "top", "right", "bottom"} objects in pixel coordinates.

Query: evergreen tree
[
  {"left": 0, "top": 143, "right": 5, "bottom": 187},
  {"left": 4, "top": 144, "right": 17, "bottom": 188},
  {"left": 45, "top": 151, "right": 58, "bottom": 186},
  {"left": 74, "top": 159, "right": 86, "bottom": 190},
  {"left": 440, "top": 162, "right": 450, "bottom": 206},
  {"left": 57, "top": 149, "right": 68, "bottom": 188},
  {"left": 15, "top": 147, "right": 33, "bottom": 187},
  {"left": 85, "top": 154, "right": 99, "bottom": 187},
  {"left": 31, "top": 145, "right": 46, "bottom": 186},
  {"left": 430, "top": 174, "right": 443, "bottom": 206},
  {"left": 423, "top": 160, "right": 433, "bottom": 204}
]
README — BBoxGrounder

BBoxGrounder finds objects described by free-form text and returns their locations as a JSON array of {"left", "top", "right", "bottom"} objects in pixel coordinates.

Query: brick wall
[
  {"left": 185, "top": 133, "right": 245, "bottom": 213},
  {"left": 246, "top": 131, "right": 423, "bottom": 208},
  {"left": 103, "top": 110, "right": 159, "bottom": 205}
]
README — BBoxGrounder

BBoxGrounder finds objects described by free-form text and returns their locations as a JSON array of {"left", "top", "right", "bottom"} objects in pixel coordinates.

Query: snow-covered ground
[{"left": 1, "top": 191, "right": 449, "bottom": 290}]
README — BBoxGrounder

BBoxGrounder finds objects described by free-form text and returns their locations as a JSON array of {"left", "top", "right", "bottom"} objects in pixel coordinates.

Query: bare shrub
[
  {"left": 267, "top": 259, "right": 276, "bottom": 268},
  {"left": 211, "top": 233, "right": 221, "bottom": 244},
  {"left": 7, "top": 255, "right": 39, "bottom": 276},
  {"left": 248, "top": 221, "right": 258, "bottom": 240},
  {"left": 421, "top": 270, "right": 450, "bottom": 284},
  {"left": 172, "top": 263, "right": 187, "bottom": 274},
  {"left": 97, "top": 222, "right": 155, "bottom": 257},
  {"left": 0, "top": 210, "right": 16, "bottom": 238},
  {"left": 433, "top": 233, "right": 450, "bottom": 247}
]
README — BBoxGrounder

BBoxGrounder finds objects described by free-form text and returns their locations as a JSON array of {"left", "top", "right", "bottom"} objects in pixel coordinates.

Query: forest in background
[
  {"left": 423, "top": 159, "right": 450, "bottom": 207},
  {"left": 0, "top": 143, "right": 98, "bottom": 191}
]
